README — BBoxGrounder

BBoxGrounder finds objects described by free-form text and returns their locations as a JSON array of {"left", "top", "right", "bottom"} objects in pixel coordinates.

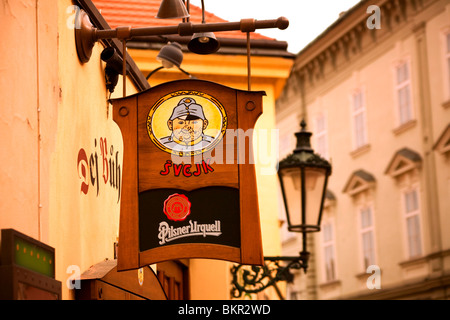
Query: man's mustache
[{"left": 177, "top": 128, "right": 199, "bottom": 135}]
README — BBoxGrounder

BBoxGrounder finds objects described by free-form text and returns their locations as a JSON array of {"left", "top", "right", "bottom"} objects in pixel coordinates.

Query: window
[
  {"left": 395, "top": 62, "right": 413, "bottom": 125},
  {"left": 403, "top": 188, "right": 422, "bottom": 258},
  {"left": 351, "top": 89, "right": 368, "bottom": 149},
  {"left": 322, "top": 222, "right": 336, "bottom": 282},
  {"left": 315, "top": 114, "right": 328, "bottom": 159},
  {"left": 359, "top": 206, "right": 376, "bottom": 269}
]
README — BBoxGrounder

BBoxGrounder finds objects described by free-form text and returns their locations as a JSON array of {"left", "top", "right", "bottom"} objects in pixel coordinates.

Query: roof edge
[
  {"left": 127, "top": 36, "right": 295, "bottom": 58},
  {"left": 295, "top": 0, "right": 369, "bottom": 58}
]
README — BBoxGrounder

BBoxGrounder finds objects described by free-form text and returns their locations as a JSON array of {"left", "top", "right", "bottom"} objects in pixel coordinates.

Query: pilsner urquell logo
[
  {"left": 158, "top": 220, "right": 222, "bottom": 245},
  {"left": 159, "top": 193, "right": 222, "bottom": 245},
  {"left": 163, "top": 194, "right": 191, "bottom": 221}
]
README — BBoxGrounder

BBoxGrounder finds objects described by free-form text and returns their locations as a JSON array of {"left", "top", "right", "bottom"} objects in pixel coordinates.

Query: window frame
[
  {"left": 321, "top": 220, "right": 337, "bottom": 282},
  {"left": 357, "top": 204, "right": 377, "bottom": 270},
  {"left": 350, "top": 88, "right": 368, "bottom": 150},
  {"left": 393, "top": 60, "right": 414, "bottom": 126},
  {"left": 400, "top": 185, "right": 424, "bottom": 259}
]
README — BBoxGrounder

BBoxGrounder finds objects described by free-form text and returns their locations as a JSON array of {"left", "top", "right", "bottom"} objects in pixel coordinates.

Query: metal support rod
[
  {"left": 266, "top": 271, "right": 285, "bottom": 300},
  {"left": 94, "top": 18, "right": 288, "bottom": 41},
  {"left": 302, "top": 231, "right": 307, "bottom": 255},
  {"left": 247, "top": 32, "right": 251, "bottom": 91},
  {"left": 230, "top": 253, "right": 309, "bottom": 299},
  {"left": 146, "top": 66, "right": 194, "bottom": 81},
  {"left": 184, "top": 0, "right": 189, "bottom": 23},
  {"left": 122, "top": 40, "right": 126, "bottom": 97},
  {"left": 75, "top": 9, "right": 289, "bottom": 64},
  {"left": 201, "top": 0, "right": 206, "bottom": 23},
  {"left": 145, "top": 66, "right": 164, "bottom": 80}
]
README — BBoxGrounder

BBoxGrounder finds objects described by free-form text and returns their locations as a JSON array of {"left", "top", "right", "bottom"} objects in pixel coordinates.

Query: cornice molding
[
  {"left": 433, "top": 124, "right": 450, "bottom": 155},
  {"left": 342, "top": 169, "right": 376, "bottom": 196},
  {"left": 286, "top": 0, "right": 436, "bottom": 92},
  {"left": 384, "top": 147, "right": 422, "bottom": 178}
]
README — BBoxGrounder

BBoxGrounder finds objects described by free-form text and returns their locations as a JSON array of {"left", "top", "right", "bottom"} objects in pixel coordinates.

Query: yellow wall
[
  {"left": 0, "top": 0, "right": 57, "bottom": 242},
  {"left": 0, "top": 0, "right": 138, "bottom": 300},
  {"left": 53, "top": 0, "right": 140, "bottom": 299},
  {"left": 0, "top": 0, "right": 292, "bottom": 300}
]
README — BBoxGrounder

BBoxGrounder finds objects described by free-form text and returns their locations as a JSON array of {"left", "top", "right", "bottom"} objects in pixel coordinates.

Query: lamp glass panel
[
  {"left": 280, "top": 166, "right": 326, "bottom": 229},
  {"left": 304, "top": 166, "right": 326, "bottom": 227},
  {"left": 280, "top": 167, "right": 301, "bottom": 227}
]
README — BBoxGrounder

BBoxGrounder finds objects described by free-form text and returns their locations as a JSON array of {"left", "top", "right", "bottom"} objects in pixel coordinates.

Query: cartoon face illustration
[
  {"left": 147, "top": 92, "right": 227, "bottom": 157},
  {"left": 169, "top": 118, "right": 207, "bottom": 143},
  {"left": 162, "top": 98, "right": 213, "bottom": 148}
]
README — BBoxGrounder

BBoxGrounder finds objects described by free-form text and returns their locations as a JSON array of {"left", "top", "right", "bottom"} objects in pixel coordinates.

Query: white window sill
[
  {"left": 393, "top": 119, "right": 417, "bottom": 136},
  {"left": 350, "top": 143, "right": 371, "bottom": 158}
]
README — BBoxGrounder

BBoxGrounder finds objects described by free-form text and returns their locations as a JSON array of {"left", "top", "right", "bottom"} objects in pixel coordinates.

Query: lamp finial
[
  {"left": 294, "top": 119, "right": 313, "bottom": 153},
  {"left": 300, "top": 119, "right": 307, "bottom": 131}
]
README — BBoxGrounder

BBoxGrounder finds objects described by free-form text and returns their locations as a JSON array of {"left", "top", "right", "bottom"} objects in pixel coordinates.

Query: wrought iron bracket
[
  {"left": 75, "top": 9, "right": 288, "bottom": 64},
  {"left": 230, "top": 251, "right": 310, "bottom": 299}
]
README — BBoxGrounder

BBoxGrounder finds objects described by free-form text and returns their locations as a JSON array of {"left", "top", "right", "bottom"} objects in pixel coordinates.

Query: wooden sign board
[{"left": 111, "top": 79, "right": 264, "bottom": 271}]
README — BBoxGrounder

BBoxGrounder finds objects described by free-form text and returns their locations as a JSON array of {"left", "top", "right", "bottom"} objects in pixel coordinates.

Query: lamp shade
[
  {"left": 188, "top": 32, "right": 220, "bottom": 55},
  {"left": 156, "top": 42, "right": 183, "bottom": 68},
  {"left": 156, "top": 0, "right": 190, "bottom": 19},
  {"left": 278, "top": 121, "right": 332, "bottom": 233}
]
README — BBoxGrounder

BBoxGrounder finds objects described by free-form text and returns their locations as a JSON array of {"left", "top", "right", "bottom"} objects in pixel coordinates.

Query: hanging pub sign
[{"left": 111, "top": 79, "right": 264, "bottom": 271}]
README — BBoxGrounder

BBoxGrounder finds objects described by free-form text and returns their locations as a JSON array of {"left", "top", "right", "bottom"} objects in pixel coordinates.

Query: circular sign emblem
[
  {"left": 163, "top": 194, "right": 191, "bottom": 221},
  {"left": 147, "top": 91, "right": 227, "bottom": 157}
]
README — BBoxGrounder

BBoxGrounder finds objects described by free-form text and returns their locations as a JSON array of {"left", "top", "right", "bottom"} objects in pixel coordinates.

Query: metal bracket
[
  {"left": 75, "top": 9, "right": 97, "bottom": 64},
  {"left": 230, "top": 251, "right": 310, "bottom": 299},
  {"left": 74, "top": 9, "right": 289, "bottom": 63}
]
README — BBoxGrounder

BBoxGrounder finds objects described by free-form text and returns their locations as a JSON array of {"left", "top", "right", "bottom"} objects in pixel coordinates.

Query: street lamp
[
  {"left": 278, "top": 119, "right": 332, "bottom": 234},
  {"left": 230, "top": 120, "right": 332, "bottom": 299},
  {"left": 156, "top": 0, "right": 190, "bottom": 19},
  {"left": 188, "top": 0, "right": 220, "bottom": 54},
  {"left": 146, "top": 42, "right": 195, "bottom": 80}
]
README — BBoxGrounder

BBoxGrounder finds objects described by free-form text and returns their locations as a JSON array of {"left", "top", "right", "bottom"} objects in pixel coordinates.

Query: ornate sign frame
[{"left": 112, "top": 79, "right": 264, "bottom": 271}]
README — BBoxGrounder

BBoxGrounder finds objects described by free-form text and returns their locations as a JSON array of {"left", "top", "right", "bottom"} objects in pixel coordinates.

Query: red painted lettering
[
  {"left": 100, "top": 137, "right": 109, "bottom": 184},
  {"left": 159, "top": 159, "right": 215, "bottom": 178},
  {"left": 183, "top": 164, "right": 192, "bottom": 177},
  {"left": 193, "top": 163, "right": 202, "bottom": 176},
  {"left": 77, "top": 137, "right": 122, "bottom": 201},
  {"left": 202, "top": 158, "right": 214, "bottom": 174},
  {"left": 77, "top": 149, "right": 89, "bottom": 194},
  {"left": 173, "top": 163, "right": 183, "bottom": 176},
  {"left": 160, "top": 160, "right": 172, "bottom": 175}
]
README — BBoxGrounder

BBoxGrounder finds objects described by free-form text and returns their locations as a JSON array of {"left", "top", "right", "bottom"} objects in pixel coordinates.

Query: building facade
[
  {"left": 0, "top": 0, "right": 293, "bottom": 300},
  {"left": 276, "top": 0, "right": 450, "bottom": 299}
]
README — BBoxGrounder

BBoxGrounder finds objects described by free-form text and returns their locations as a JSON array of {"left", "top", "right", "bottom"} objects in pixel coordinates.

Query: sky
[{"left": 189, "top": 0, "right": 362, "bottom": 53}]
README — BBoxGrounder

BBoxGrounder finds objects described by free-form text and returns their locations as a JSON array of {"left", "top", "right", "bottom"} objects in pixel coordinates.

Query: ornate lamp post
[{"left": 231, "top": 120, "right": 332, "bottom": 299}]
